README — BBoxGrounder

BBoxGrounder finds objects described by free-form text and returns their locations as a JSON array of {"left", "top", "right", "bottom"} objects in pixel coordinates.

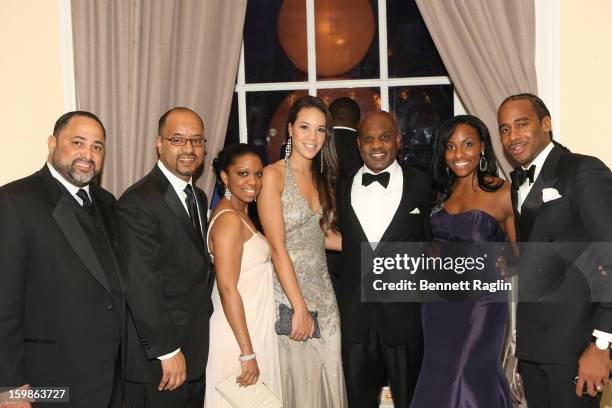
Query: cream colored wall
[
  {"left": 560, "top": 0, "right": 612, "bottom": 167},
  {"left": 0, "top": 0, "right": 64, "bottom": 186}
]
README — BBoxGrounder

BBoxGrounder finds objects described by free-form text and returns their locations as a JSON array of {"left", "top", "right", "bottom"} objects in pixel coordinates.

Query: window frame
[{"left": 235, "top": 0, "right": 465, "bottom": 143}]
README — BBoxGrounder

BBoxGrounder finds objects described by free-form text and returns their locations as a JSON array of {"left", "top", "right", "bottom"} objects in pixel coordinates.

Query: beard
[
  {"left": 51, "top": 151, "right": 98, "bottom": 187},
  {"left": 176, "top": 154, "right": 199, "bottom": 177}
]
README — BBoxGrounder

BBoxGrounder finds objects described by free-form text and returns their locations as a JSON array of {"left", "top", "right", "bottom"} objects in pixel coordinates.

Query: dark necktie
[
  {"left": 511, "top": 165, "right": 536, "bottom": 187},
  {"left": 76, "top": 188, "right": 94, "bottom": 213},
  {"left": 184, "top": 184, "right": 203, "bottom": 240},
  {"left": 362, "top": 171, "right": 390, "bottom": 188}
]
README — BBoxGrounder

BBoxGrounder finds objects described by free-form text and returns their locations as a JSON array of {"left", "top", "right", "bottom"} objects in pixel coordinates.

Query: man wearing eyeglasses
[{"left": 117, "top": 107, "right": 213, "bottom": 408}]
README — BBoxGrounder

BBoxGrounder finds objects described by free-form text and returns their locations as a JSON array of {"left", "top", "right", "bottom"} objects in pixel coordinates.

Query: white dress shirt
[
  {"left": 517, "top": 142, "right": 554, "bottom": 212},
  {"left": 47, "top": 162, "right": 92, "bottom": 205},
  {"left": 351, "top": 160, "right": 403, "bottom": 244}
]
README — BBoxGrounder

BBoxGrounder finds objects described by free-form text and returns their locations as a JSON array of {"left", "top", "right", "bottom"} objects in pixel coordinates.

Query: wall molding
[
  {"left": 59, "top": 0, "right": 77, "bottom": 111},
  {"left": 535, "top": 0, "right": 561, "bottom": 141}
]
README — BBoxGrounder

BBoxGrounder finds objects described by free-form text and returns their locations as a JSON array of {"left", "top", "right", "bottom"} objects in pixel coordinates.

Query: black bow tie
[
  {"left": 511, "top": 165, "right": 536, "bottom": 187},
  {"left": 362, "top": 171, "right": 390, "bottom": 188}
]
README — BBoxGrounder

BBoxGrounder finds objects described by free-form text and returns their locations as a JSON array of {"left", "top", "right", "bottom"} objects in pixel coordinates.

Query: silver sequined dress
[{"left": 273, "top": 160, "right": 347, "bottom": 408}]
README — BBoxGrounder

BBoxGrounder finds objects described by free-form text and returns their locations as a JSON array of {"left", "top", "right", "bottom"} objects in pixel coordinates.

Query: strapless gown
[{"left": 410, "top": 208, "right": 512, "bottom": 408}]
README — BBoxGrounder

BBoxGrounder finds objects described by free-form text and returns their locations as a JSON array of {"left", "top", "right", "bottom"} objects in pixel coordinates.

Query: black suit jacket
[
  {"left": 0, "top": 165, "right": 125, "bottom": 406},
  {"left": 333, "top": 127, "right": 363, "bottom": 177},
  {"left": 513, "top": 145, "right": 612, "bottom": 364},
  {"left": 336, "top": 164, "right": 433, "bottom": 345},
  {"left": 117, "top": 166, "right": 213, "bottom": 382}
]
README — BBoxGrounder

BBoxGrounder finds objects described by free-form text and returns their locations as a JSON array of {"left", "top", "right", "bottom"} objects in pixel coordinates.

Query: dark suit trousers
[
  {"left": 125, "top": 375, "right": 204, "bottom": 408},
  {"left": 520, "top": 360, "right": 600, "bottom": 408},
  {"left": 342, "top": 312, "right": 423, "bottom": 408}
]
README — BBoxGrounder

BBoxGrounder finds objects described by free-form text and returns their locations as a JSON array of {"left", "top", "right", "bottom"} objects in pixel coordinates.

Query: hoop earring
[
  {"left": 479, "top": 152, "right": 487, "bottom": 172},
  {"left": 224, "top": 188, "right": 232, "bottom": 201},
  {"left": 284, "top": 137, "right": 292, "bottom": 161}
]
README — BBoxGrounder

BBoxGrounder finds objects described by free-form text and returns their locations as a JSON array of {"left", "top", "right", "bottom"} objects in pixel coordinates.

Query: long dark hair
[
  {"left": 285, "top": 96, "right": 340, "bottom": 231},
  {"left": 432, "top": 115, "right": 502, "bottom": 200}
]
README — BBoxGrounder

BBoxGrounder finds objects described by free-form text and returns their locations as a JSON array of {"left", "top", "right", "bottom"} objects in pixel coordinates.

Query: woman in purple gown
[{"left": 411, "top": 115, "right": 516, "bottom": 408}]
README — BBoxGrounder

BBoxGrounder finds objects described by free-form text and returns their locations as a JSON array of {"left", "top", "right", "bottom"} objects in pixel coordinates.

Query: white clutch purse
[{"left": 215, "top": 371, "right": 282, "bottom": 408}]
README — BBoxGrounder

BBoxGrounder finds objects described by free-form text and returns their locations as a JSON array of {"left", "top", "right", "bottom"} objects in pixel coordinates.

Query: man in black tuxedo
[
  {"left": 327, "top": 97, "right": 363, "bottom": 295},
  {"left": 0, "top": 112, "right": 125, "bottom": 408},
  {"left": 329, "top": 96, "right": 363, "bottom": 177},
  {"left": 498, "top": 93, "right": 612, "bottom": 407},
  {"left": 118, "top": 107, "right": 213, "bottom": 408},
  {"left": 336, "top": 111, "right": 432, "bottom": 408}
]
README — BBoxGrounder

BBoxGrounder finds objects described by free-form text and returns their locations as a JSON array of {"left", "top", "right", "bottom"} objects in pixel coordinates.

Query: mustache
[{"left": 72, "top": 157, "right": 96, "bottom": 169}]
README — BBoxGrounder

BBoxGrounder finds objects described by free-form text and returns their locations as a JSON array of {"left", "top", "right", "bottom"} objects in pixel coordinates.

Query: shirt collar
[
  {"left": 362, "top": 159, "right": 400, "bottom": 176},
  {"left": 157, "top": 160, "right": 193, "bottom": 194},
  {"left": 46, "top": 161, "right": 90, "bottom": 198},
  {"left": 333, "top": 126, "right": 357, "bottom": 132},
  {"left": 524, "top": 141, "right": 554, "bottom": 181}
]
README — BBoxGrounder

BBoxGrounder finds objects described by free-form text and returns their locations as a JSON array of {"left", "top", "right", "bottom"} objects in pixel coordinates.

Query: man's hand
[
  {"left": 159, "top": 351, "right": 187, "bottom": 391},
  {"left": 576, "top": 343, "right": 610, "bottom": 397},
  {"left": 0, "top": 384, "right": 32, "bottom": 407}
]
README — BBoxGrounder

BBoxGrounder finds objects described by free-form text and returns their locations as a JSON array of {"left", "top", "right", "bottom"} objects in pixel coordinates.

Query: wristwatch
[{"left": 594, "top": 337, "right": 611, "bottom": 350}]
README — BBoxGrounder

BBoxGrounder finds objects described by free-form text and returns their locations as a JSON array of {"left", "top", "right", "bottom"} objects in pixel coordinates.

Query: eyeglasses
[{"left": 163, "top": 136, "right": 206, "bottom": 147}]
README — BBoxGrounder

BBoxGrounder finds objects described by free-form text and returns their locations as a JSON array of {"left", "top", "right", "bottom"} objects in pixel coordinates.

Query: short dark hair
[
  {"left": 212, "top": 143, "right": 262, "bottom": 187},
  {"left": 158, "top": 107, "right": 204, "bottom": 136},
  {"left": 53, "top": 111, "right": 106, "bottom": 138},
  {"left": 432, "top": 115, "right": 502, "bottom": 198},
  {"left": 329, "top": 97, "right": 360, "bottom": 128},
  {"left": 499, "top": 93, "right": 553, "bottom": 139}
]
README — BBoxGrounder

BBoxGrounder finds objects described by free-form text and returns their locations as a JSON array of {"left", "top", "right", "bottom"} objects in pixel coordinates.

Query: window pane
[
  {"left": 246, "top": 90, "right": 309, "bottom": 164},
  {"left": 387, "top": 0, "right": 447, "bottom": 77},
  {"left": 390, "top": 85, "right": 453, "bottom": 172},
  {"left": 244, "top": 0, "right": 308, "bottom": 83},
  {"left": 315, "top": 0, "right": 379, "bottom": 80},
  {"left": 318, "top": 87, "right": 380, "bottom": 119},
  {"left": 224, "top": 93, "right": 240, "bottom": 147}
]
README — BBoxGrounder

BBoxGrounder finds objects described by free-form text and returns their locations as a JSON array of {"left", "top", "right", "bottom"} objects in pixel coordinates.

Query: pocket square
[
  {"left": 409, "top": 207, "right": 420, "bottom": 214},
  {"left": 542, "top": 188, "right": 562, "bottom": 202}
]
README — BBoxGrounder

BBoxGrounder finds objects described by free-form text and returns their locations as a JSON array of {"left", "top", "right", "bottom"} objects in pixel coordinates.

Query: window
[{"left": 227, "top": 0, "right": 462, "bottom": 171}]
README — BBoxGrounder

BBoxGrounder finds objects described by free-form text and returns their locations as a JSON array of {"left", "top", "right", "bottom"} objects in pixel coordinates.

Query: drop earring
[
  {"left": 479, "top": 151, "right": 487, "bottom": 172},
  {"left": 284, "top": 137, "right": 292, "bottom": 161},
  {"left": 224, "top": 188, "right": 232, "bottom": 201},
  {"left": 320, "top": 150, "right": 324, "bottom": 174}
]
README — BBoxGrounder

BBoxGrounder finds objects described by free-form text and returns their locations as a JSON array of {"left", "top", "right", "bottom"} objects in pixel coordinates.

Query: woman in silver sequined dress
[{"left": 258, "top": 96, "right": 347, "bottom": 407}]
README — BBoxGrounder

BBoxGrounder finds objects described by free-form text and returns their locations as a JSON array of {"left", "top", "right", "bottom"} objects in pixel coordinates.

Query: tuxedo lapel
[
  {"left": 346, "top": 175, "right": 370, "bottom": 244},
  {"left": 50, "top": 191, "right": 112, "bottom": 295},
  {"left": 378, "top": 166, "right": 411, "bottom": 244},
  {"left": 38, "top": 165, "right": 112, "bottom": 295},
  {"left": 164, "top": 187, "right": 206, "bottom": 255},
  {"left": 509, "top": 175, "right": 521, "bottom": 240},
  {"left": 90, "top": 185, "right": 126, "bottom": 289},
  {"left": 149, "top": 166, "right": 206, "bottom": 255}
]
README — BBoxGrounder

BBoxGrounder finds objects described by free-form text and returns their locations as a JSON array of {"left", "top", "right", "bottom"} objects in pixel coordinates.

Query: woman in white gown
[{"left": 205, "top": 144, "right": 282, "bottom": 407}]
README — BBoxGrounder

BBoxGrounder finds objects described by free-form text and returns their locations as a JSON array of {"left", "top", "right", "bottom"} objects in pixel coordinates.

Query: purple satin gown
[{"left": 410, "top": 208, "right": 512, "bottom": 408}]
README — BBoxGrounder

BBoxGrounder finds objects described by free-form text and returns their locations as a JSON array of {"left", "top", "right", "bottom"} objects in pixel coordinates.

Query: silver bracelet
[{"left": 238, "top": 352, "right": 256, "bottom": 362}]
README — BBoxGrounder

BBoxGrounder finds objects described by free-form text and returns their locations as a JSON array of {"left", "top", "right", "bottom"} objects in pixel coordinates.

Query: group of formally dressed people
[{"left": 1, "top": 92, "right": 611, "bottom": 408}]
